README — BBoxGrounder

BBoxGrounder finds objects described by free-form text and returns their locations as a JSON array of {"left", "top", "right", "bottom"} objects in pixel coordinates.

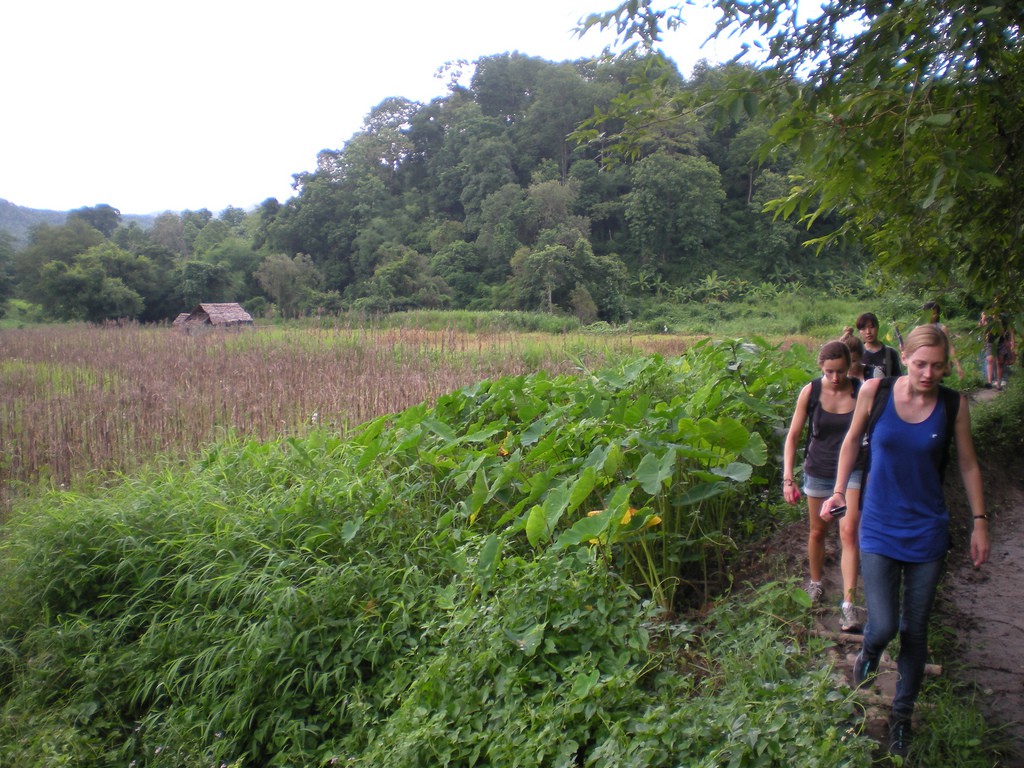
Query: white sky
[{"left": 1, "top": 1, "right": 738, "bottom": 215}]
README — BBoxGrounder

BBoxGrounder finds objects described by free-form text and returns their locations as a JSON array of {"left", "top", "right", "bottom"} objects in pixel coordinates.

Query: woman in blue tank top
[{"left": 826, "top": 325, "right": 990, "bottom": 758}]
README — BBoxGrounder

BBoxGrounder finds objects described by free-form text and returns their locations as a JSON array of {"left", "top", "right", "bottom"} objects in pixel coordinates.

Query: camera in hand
[{"left": 830, "top": 504, "right": 847, "bottom": 519}]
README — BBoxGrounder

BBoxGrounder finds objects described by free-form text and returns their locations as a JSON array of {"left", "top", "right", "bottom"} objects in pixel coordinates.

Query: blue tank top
[{"left": 860, "top": 389, "right": 950, "bottom": 561}]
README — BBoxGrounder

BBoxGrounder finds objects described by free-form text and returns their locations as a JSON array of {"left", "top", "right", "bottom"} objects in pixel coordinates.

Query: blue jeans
[{"left": 859, "top": 552, "right": 945, "bottom": 719}]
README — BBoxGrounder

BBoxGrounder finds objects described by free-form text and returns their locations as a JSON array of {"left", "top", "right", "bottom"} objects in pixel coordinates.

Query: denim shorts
[{"left": 803, "top": 470, "right": 862, "bottom": 498}]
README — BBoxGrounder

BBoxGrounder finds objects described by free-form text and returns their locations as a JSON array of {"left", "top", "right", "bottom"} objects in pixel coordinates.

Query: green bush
[{"left": 970, "top": 377, "right": 1024, "bottom": 461}]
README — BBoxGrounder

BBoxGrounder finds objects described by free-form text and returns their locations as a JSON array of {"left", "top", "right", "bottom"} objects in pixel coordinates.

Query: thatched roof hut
[{"left": 178, "top": 303, "right": 254, "bottom": 329}]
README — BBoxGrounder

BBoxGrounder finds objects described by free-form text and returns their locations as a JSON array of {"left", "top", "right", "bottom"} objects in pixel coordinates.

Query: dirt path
[
  {"left": 943, "top": 478, "right": 1024, "bottom": 764},
  {"left": 940, "top": 385, "right": 1024, "bottom": 763}
]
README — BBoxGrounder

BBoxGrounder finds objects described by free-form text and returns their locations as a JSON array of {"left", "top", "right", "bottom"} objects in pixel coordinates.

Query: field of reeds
[{"left": 0, "top": 322, "right": 697, "bottom": 512}]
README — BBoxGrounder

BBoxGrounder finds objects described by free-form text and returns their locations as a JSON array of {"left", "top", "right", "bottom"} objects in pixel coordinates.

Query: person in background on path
[
  {"left": 981, "top": 312, "right": 995, "bottom": 387},
  {"left": 980, "top": 311, "right": 1001, "bottom": 388},
  {"left": 841, "top": 326, "right": 865, "bottom": 381},
  {"left": 923, "top": 301, "right": 963, "bottom": 377},
  {"left": 783, "top": 340, "right": 864, "bottom": 631},
  {"left": 856, "top": 312, "right": 902, "bottom": 380},
  {"left": 989, "top": 313, "right": 1016, "bottom": 390},
  {"left": 825, "top": 324, "right": 990, "bottom": 759}
]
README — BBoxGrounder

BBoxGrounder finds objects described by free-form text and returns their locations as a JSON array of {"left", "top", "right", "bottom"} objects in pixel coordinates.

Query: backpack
[
  {"left": 884, "top": 346, "right": 903, "bottom": 376},
  {"left": 805, "top": 376, "right": 861, "bottom": 452},
  {"left": 863, "top": 376, "right": 961, "bottom": 480}
]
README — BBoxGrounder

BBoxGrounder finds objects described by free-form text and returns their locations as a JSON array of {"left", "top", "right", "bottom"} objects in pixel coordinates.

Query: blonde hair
[
  {"left": 840, "top": 326, "right": 863, "bottom": 357},
  {"left": 903, "top": 324, "right": 950, "bottom": 360}
]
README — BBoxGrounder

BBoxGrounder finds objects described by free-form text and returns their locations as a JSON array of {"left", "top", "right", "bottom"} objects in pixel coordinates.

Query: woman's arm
[
  {"left": 954, "top": 395, "right": 990, "bottom": 567},
  {"left": 782, "top": 384, "right": 811, "bottom": 504}
]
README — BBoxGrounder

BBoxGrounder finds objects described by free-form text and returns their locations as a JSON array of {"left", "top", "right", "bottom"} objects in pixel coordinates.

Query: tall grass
[{"left": 0, "top": 322, "right": 696, "bottom": 511}]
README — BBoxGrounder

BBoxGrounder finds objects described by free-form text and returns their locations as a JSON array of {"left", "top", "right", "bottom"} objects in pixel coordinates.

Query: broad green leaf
[
  {"left": 791, "top": 587, "right": 812, "bottom": 608},
  {"left": 730, "top": 391, "right": 782, "bottom": 419},
  {"left": 635, "top": 450, "right": 676, "bottom": 495},
  {"left": 603, "top": 443, "right": 625, "bottom": 475},
  {"left": 476, "top": 534, "right": 501, "bottom": 593},
  {"left": 570, "top": 668, "right": 601, "bottom": 699},
  {"left": 468, "top": 469, "right": 489, "bottom": 520},
  {"left": 521, "top": 417, "right": 554, "bottom": 446},
  {"left": 711, "top": 462, "right": 752, "bottom": 482},
  {"left": 699, "top": 416, "right": 750, "bottom": 451},
  {"left": 582, "top": 444, "right": 611, "bottom": 471},
  {"left": 396, "top": 426, "right": 425, "bottom": 452},
  {"left": 542, "top": 481, "right": 571, "bottom": 527},
  {"left": 525, "top": 504, "right": 547, "bottom": 548},
  {"left": 554, "top": 484, "right": 633, "bottom": 548},
  {"left": 525, "top": 480, "right": 570, "bottom": 546},
  {"left": 460, "top": 427, "right": 502, "bottom": 444},
  {"left": 677, "top": 480, "right": 731, "bottom": 505},
  {"left": 355, "top": 437, "right": 383, "bottom": 472},
  {"left": 742, "top": 91, "right": 758, "bottom": 118},
  {"left": 421, "top": 417, "right": 457, "bottom": 443},
  {"left": 568, "top": 466, "right": 598, "bottom": 511},
  {"left": 621, "top": 395, "right": 649, "bottom": 427},
  {"left": 341, "top": 518, "right": 361, "bottom": 544},
  {"left": 436, "top": 584, "right": 459, "bottom": 611},
  {"left": 504, "top": 622, "right": 545, "bottom": 656},
  {"left": 740, "top": 432, "right": 768, "bottom": 465}
]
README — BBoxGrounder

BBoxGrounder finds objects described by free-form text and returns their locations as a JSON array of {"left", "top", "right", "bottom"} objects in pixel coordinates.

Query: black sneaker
[
  {"left": 888, "top": 716, "right": 912, "bottom": 759},
  {"left": 852, "top": 652, "right": 874, "bottom": 688}
]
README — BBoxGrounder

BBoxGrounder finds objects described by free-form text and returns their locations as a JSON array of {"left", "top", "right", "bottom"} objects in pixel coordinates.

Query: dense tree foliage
[
  {"left": 579, "top": 0, "right": 1024, "bottom": 316},
  {"left": 67, "top": 204, "right": 121, "bottom": 238},
  {"left": 2, "top": 54, "right": 869, "bottom": 324},
  {"left": 0, "top": 231, "right": 14, "bottom": 317}
]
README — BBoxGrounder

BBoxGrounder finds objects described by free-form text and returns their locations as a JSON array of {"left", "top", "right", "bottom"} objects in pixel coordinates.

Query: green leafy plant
[{"left": 0, "top": 338, "right": 1005, "bottom": 767}]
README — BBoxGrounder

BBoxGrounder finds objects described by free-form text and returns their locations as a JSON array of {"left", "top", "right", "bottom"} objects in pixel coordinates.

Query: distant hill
[
  {"left": 0, "top": 199, "right": 157, "bottom": 247},
  {"left": 0, "top": 199, "right": 65, "bottom": 245}
]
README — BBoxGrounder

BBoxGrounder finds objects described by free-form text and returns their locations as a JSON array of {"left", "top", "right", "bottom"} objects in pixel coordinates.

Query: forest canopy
[
  {"left": 4, "top": 52, "right": 869, "bottom": 324},
  {"left": 578, "top": 0, "right": 1024, "bottom": 317}
]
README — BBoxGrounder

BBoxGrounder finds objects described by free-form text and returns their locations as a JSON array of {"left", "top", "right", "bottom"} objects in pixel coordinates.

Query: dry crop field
[{"left": 0, "top": 322, "right": 691, "bottom": 512}]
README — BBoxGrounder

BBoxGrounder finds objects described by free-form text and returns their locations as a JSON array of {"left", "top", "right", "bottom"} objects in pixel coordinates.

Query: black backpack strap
[
  {"left": 805, "top": 377, "right": 822, "bottom": 450},
  {"left": 937, "top": 385, "right": 961, "bottom": 480},
  {"left": 866, "top": 376, "right": 897, "bottom": 437},
  {"left": 886, "top": 346, "right": 901, "bottom": 376}
]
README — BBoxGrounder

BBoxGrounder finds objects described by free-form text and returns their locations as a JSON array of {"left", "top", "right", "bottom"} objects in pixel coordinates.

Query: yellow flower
[{"left": 587, "top": 506, "right": 639, "bottom": 525}]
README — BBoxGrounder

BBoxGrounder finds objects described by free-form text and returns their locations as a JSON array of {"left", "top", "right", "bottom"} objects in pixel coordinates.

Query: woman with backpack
[
  {"left": 856, "top": 312, "right": 902, "bottom": 379},
  {"left": 782, "top": 340, "right": 864, "bottom": 631},
  {"left": 825, "top": 324, "right": 990, "bottom": 758}
]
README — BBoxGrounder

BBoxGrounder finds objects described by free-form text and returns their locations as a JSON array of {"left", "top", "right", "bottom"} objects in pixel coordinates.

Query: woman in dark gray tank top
[{"left": 782, "top": 340, "right": 864, "bottom": 631}]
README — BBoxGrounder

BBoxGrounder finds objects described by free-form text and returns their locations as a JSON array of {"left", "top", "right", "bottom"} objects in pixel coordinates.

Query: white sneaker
[
  {"left": 841, "top": 602, "right": 861, "bottom": 632},
  {"left": 806, "top": 581, "right": 823, "bottom": 604}
]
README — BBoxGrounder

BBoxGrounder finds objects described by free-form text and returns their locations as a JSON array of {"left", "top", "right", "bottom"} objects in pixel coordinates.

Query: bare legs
[
  {"left": 838, "top": 489, "right": 861, "bottom": 603},
  {"left": 807, "top": 490, "right": 861, "bottom": 601},
  {"left": 807, "top": 496, "right": 828, "bottom": 582}
]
